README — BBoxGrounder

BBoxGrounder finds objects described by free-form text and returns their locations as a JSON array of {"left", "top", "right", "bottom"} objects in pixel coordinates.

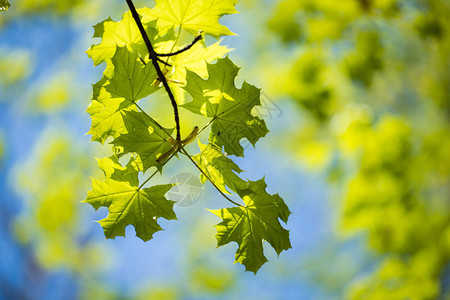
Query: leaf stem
[
  {"left": 179, "top": 146, "right": 243, "bottom": 207},
  {"left": 164, "top": 26, "right": 182, "bottom": 65},
  {"left": 138, "top": 151, "right": 178, "bottom": 190},
  {"left": 136, "top": 102, "right": 241, "bottom": 207},
  {"left": 197, "top": 118, "right": 214, "bottom": 135},
  {"left": 125, "top": 0, "right": 181, "bottom": 140}
]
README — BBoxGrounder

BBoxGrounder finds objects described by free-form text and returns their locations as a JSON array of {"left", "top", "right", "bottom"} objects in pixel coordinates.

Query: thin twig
[
  {"left": 156, "top": 57, "right": 172, "bottom": 66},
  {"left": 126, "top": 0, "right": 181, "bottom": 140},
  {"left": 140, "top": 56, "right": 172, "bottom": 67},
  {"left": 156, "top": 33, "right": 203, "bottom": 57},
  {"left": 126, "top": 0, "right": 241, "bottom": 207},
  {"left": 138, "top": 151, "right": 178, "bottom": 190},
  {"left": 197, "top": 118, "right": 214, "bottom": 135},
  {"left": 137, "top": 102, "right": 241, "bottom": 206}
]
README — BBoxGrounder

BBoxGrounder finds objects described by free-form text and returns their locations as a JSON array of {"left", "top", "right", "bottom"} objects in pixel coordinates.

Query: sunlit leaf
[
  {"left": 210, "top": 179, "right": 291, "bottom": 273},
  {"left": 83, "top": 156, "right": 177, "bottom": 241},
  {"left": 113, "top": 110, "right": 174, "bottom": 172},
  {"left": 183, "top": 57, "right": 269, "bottom": 156},
  {"left": 86, "top": 11, "right": 169, "bottom": 66},
  {"left": 168, "top": 40, "right": 230, "bottom": 103},
  {"left": 87, "top": 46, "right": 159, "bottom": 143},
  {"left": 193, "top": 141, "right": 247, "bottom": 194},
  {"left": 143, "top": 0, "right": 238, "bottom": 38}
]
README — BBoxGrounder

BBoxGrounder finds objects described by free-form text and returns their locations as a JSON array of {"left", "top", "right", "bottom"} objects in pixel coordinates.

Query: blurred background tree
[
  {"left": 0, "top": 0, "right": 448, "bottom": 299},
  {"left": 262, "top": 0, "right": 450, "bottom": 298}
]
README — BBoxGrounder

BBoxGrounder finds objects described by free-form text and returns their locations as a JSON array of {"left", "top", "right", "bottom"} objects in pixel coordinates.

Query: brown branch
[
  {"left": 125, "top": 0, "right": 241, "bottom": 207},
  {"left": 126, "top": 0, "right": 181, "bottom": 140},
  {"left": 156, "top": 33, "right": 203, "bottom": 57}
]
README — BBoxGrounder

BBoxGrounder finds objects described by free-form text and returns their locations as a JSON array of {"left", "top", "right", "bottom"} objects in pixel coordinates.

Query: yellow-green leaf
[
  {"left": 86, "top": 11, "right": 173, "bottom": 66},
  {"left": 87, "top": 46, "right": 159, "bottom": 144},
  {"left": 168, "top": 40, "right": 230, "bottom": 103},
  {"left": 113, "top": 110, "right": 174, "bottom": 173},
  {"left": 144, "top": 0, "right": 238, "bottom": 38},
  {"left": 193, "top": 141, "right": 247, "bottom": 194},
  {"left": 210, "top": 178, "right": 291, "bottom": 273},
  {"left": 183, "top": 57, "right": 269, "bottom": 156},
  {"left": 83, "top": 157, "right": 177, "bottom": 242}
]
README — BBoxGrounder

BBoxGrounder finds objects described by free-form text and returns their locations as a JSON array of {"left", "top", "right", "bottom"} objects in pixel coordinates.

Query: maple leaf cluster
[{"left": 84, "top": 0, "right": 291, "bottom": 273}]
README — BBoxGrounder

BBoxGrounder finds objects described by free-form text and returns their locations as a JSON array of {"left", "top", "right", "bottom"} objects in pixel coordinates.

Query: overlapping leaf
[
  {"left": 86, "top": 10, "right": 173, "bottom": 67},
  {"left": 183, "top": 57, "right": 269, "bottom": 156},
  {"left": 83, "top": 156, "right": 176, "bottom": 242},
  {"left": 167, "top": 41, "right": 230, "bottom": 103},
  {"left": 113, "top": 110, "right": 174, "bottom": 172},
  {"left": 85, "top": 1, "right": 291, "bottom": 272},
  {"left": 210, "top": 179, "right": 291, "bottom": 273},
  {"left": 142, "top": 0, "right": 238, "bottom": 38},
  {"left": 193, "top": 141, "right": 247, "bottom": 194},
  {"left": 86, "top": 46, "right": 159, "bottom": 143}
]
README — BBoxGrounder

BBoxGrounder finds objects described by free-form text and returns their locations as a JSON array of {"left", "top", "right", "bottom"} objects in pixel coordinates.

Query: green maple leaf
[
  {"left": 83, "top": 156, "right": 177, "bottom": 242},
  {"left": 106, "top": 46, "right": 160, "bottom": 100},
  {"left": 142, "top": 0, "right": 238, "bottom": 38},
  {"left": 193, "top": 141, "right": 247, "bottom": 194},
  {"left": 87, "top": 46, "right": 159, "bottom": 143},
  {"left": 183, "top": 57, "right": 269, "bottom": 156},
  {"left": 113, "top": 110, "right": 174, "bottom": 172},
  {"left": 96, "top": 156, "right": 137, "bottom": 182},
  {"left": 209, "top": 178, "right": 291, "bottom": 273},
  {"left": 84, "top": 2, "right": 291, "bottom": 274},
  {"left": 87, "top": 78, "right": 133, "bottom": 143},
  {"left": 87, "top": 12, "right": 144, "bottom": 66},
  {"left": 0, "top": 0, "right": 10, "bottom": 11},
  {"left": 86, "top": 10, "right": 173, "bottom": 66},
  {"left": 167, "top": 40, "right": 230, "bottom": 103}
]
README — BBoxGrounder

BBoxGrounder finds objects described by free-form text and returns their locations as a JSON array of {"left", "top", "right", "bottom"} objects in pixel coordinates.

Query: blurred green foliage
[
  {"left": 13, "top": 131, "right": 105, "bottom": 272},
  {"left": 266, "top": 0, "right": 450, "bottom": 298},
  {"left": 0, "top": 133, "right": 3, "bottom": 164},
  {"left": 0, "top": 48, "right": 33, "bottom": 90}
]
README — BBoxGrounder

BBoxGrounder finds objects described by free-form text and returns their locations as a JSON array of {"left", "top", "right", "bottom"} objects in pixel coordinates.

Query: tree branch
[
  {"left": 125, "top": 0, "right": 181, "bottom": 140},
  {"left": 140, "top": 56, "right": 172, "bottom": 67},
  {"left": 126, "top": 0, "right": 241, "bottom": 208},
  {"left": 156, "top": 33, "right": 203, "bottom": 57}
]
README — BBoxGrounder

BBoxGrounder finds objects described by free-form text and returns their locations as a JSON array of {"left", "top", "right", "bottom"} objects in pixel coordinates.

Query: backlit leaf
[
  {"left": 86, "top": 11, "right": 171, "bottom": 66},
  {"left": 167, "top": 40, "right": 230, "bottom": 103},
  {"left": 183, "top": 57, "right": 269, "bottom": 156},
  {"left": 113, "top": 110, "right": 174, "bottom": 172},
  {"left": 87, "top": 46, "right": 159, "bottom": 143},
  {"left": 193, "top": 141, "right": 247, "bottom": 194},
  {"left": 209, "top": 178, "right": 291, "bottom": 273},
  {"left": 143, "top": 0, "right": 238, "bottom": 38},
  {"left": 83, "top": 156, "right": 177, "bottom": 242}
]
